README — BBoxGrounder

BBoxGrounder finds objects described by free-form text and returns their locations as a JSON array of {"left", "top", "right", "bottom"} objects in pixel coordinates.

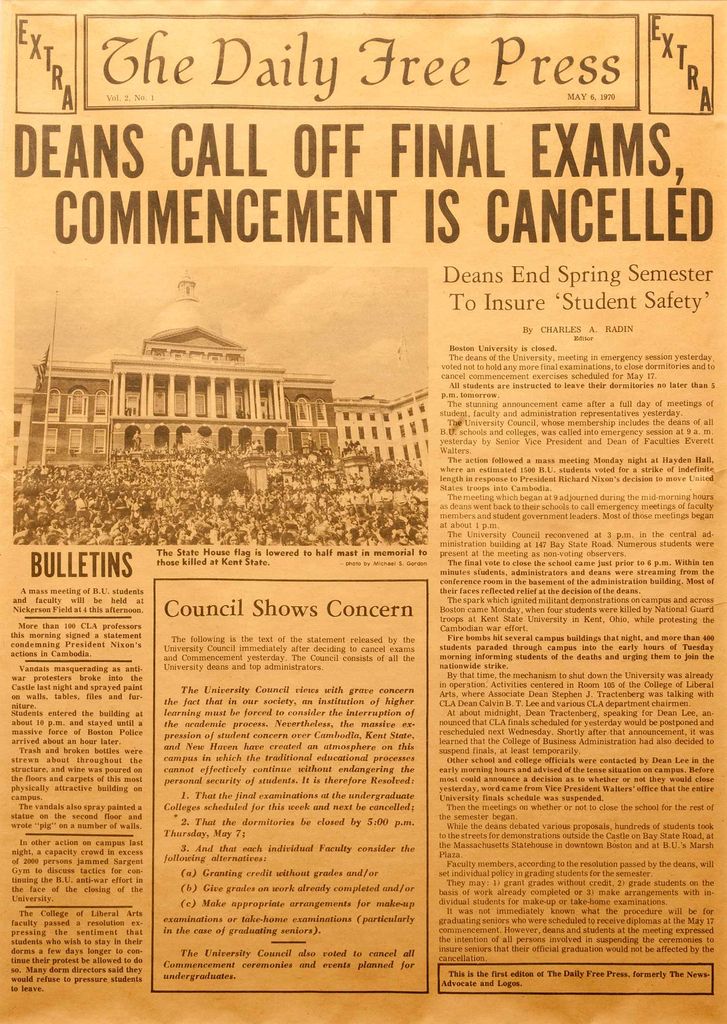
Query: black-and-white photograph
[{"left": 13, "top": 266, "right": 428, "bottom": 546}]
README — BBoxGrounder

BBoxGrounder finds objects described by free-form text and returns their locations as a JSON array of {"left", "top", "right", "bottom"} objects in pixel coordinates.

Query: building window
[
  {"left": 14, "top": 421, "right": 21, "bottom": 437},
  {"left": 14, "top": 403, "right": 23, "bottom": 414},
  {"left": 414, "top": 442, "right": 421, "bottom": 459},
  {"left": 45, "top": 428, "right": 57, "bottom": 454},
  {"left": 371, "top": 426, "right": 378, "bottom": 440},
  {"left": 195, "top": 392, "right": 207, "bottom": 417},
  {"left": 407, "top": 407, "right": 413, "bottom": 417},
  {"left": 93, "top": 428, "right": 106, "bottom": 454},
  {"left": 388, "top": 446, "right": 395, "bottom": 460},
  {"left": 48, "top": 390, "right": 61, "bottom": 419},
  {"left": 345, "top": 426, "right": 352, "bottom": 440},
  {"left": 397, "top": 411, "right": 403, "bottom": 420},
  {"left": 343, "top": 412, "right": 350, "bottom": 421},
  {"left": 296, "top": 398, "right": 311, "bottom": 424},
  {"left": 216, "top": 392, "right": 226, "bottom": 417},
  {"left": 68, "top": 389, "right": 87, "bottom": 420},
  {"left": 374, "top": 446, "right": 381, "bottom": 460},
  {"left": 419, "top": 403, "right": 425, "bottom": 412},
  {"left": 94, "top": 390, "right": 108, "bottom": 419},
  {"left": 403, "top": 444, "right": 409, "bottom": 461},
  {"left": 318, "top": 431, "right": 329, "bottom": 448},
  {"left": 369, "top": 413, "right": 375, "bottom": 421},
  {"left": 422, "top": 418, "right": 428, "bottom": 432},
  {"left": 316, "top": 400, "right": 327, "bottom": 424},
  {"left": 125, "top": 393, "right": 140, "bottom": 417},
  {"left": 69, "top": 428, "right": 83, "bottom": 455},
  {"left": 358, "top": 427, "right": 365, "bottom": 440},
  {"left": 385, "top": 427, "right": 392, "bottom": 440},
  {"left": 153, "top": 389, "right": 167, "bottom": 415},
  {"left": 356, "top": 412, "right": 363, "bottom": 421},
  {"left": 174, "top": 391, "right": 187, "bottom": 416},
  {"left": 411, "top": 422, "right": 417, "bottom": 435},
  {"left": 383, "top": 413, "right": 390, "bottom": 422},
  {"left": 400, "top": 424, "right": 406, "bottom": 438}
]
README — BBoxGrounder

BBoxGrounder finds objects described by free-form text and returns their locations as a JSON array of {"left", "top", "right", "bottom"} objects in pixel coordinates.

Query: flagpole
[
  {"left": 399, "top": 328, "right": 422, "bottom": 426},
  {"left": 40, "top": 292, "right": 59, "bottom": 468},
  {"left": 396, "top": 326, "right": 429, "bottom": 474}
]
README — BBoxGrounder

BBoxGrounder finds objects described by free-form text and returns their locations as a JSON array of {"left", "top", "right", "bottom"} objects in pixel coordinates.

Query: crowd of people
[{"left": 13, "top": 445, "right": 428, "bottom": 547}]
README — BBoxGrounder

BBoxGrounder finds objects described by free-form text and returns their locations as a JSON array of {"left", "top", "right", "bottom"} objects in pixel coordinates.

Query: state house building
[{"left": 14, "top": 274, "right": 428, "bottom": 469}]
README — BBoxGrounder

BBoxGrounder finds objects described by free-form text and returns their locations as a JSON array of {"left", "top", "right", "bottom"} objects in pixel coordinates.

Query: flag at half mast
[{"left": 34, "top": 345, "right": 49, "bottom": 389}]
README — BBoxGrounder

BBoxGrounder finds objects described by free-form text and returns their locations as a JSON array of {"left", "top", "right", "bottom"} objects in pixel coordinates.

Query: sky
[{"left": 15, "top": 265, "right": 427, "bottom": 400}]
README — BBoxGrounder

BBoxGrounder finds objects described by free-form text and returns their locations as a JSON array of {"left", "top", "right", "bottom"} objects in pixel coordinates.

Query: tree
[{"left": 203, "top": 460, "right": 252, "bottom": 497}]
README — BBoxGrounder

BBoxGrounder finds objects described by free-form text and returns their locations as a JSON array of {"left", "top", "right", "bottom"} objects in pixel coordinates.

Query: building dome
[{"left": 150, "top": 273, "right": 224, "bottom": 338}]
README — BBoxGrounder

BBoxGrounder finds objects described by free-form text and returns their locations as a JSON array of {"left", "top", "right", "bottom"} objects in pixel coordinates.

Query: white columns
[
  {"left": 271, "top": 381, "right": 279, "bottom": 420},
  {"left": 214, "top": 377, "right": 220, "bottom": 418},
  {"left": 167, "top": 375, "right": 174, "bottom": 418},
  {"left": 119, "top": 372, "right": 127, "bottom": 417},
  {"left": 252, "top": 379, "right": 260, "bottom": 420},
  {"left": 188, "top": 376, "right": 196, "bottom": 418},
  {"left": 147, "top": 374, "right": 154, "bottom": 417},
  {"left": 207, "top": 377, "right": 214, "bottom": 418}
]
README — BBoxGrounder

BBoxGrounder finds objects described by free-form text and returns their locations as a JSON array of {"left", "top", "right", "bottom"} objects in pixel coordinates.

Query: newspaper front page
[{"left": 2, "top": 1, "right": 724, "bottom": 1021}]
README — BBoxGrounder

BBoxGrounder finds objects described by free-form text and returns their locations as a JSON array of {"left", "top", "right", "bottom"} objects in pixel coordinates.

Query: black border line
[
  {"left": 648, "top": 13, "right": 714, "bottom": 116},
  {"left": 437, "top": 961, "right": 715, "bottom": 996},
  {"left": 150, "top": 577, "right": 158, "bottom": 990},
  {"left": 15, "top": 12, "right": 78, "bottom": 115},
  {"left": 83, "top": 13, "right": 639, "bottom": 113},
  {"left": 151, "top": 576, "right": 429, "bottom": 995},
  {"left": 424, "top": 576, "right": 429, "bottom": 990}
]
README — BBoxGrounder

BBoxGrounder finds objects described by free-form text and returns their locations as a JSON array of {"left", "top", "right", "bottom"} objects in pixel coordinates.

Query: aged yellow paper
[{"left": 2, "top": 2, "right": 723, "bottom": 1022}]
